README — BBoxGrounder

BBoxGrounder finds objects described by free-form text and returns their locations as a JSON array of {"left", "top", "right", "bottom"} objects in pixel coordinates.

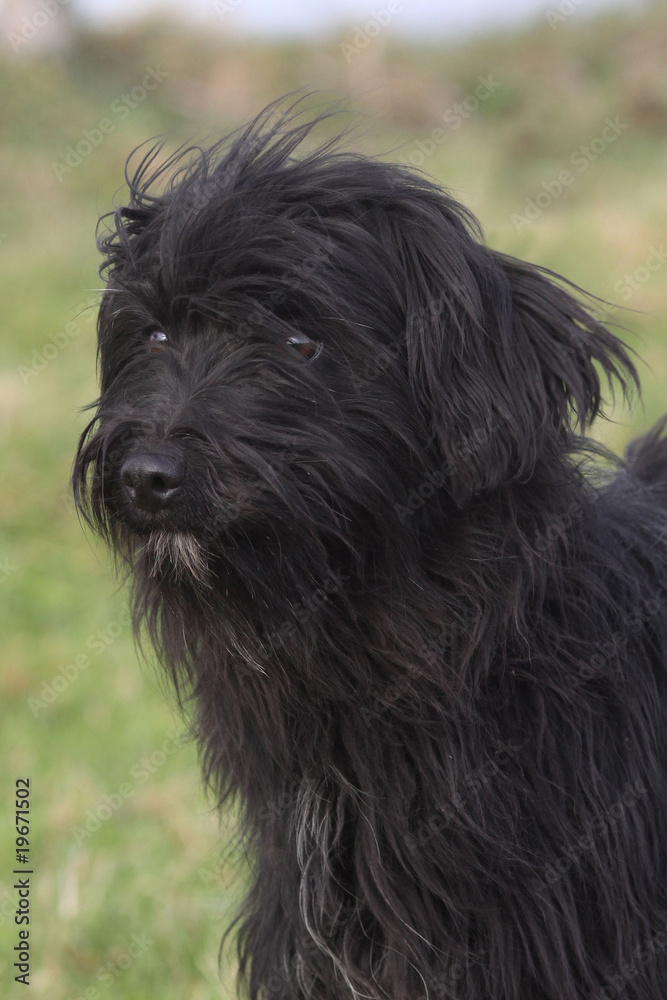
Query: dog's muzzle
[{"left": 120, "top": 450, "right": 186, "bottom": 513}]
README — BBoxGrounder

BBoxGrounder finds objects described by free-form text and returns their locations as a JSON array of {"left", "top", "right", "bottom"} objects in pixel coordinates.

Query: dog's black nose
[{"left": 120, "top": 452, "right": 185, "bottom": 512}]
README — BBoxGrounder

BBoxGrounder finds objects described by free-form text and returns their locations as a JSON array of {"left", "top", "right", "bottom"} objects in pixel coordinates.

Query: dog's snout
[{"left": 120, "top": 452, "right": 186, "bottom": 512}]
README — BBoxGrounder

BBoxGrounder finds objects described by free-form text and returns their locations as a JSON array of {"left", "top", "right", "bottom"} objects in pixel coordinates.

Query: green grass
[{"left": 1, "top": 9, "right": 666, "bottom": 997}]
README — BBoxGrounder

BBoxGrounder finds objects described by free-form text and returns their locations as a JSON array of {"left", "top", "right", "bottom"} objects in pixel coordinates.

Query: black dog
[{"left": 74, "top": 104, "right": 667, "bottom": 1000}]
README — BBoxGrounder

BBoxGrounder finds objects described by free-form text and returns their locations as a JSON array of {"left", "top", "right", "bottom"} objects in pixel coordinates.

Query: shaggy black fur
[{"left": 73, "top": 101, "right": 667, "bottom": 1000}]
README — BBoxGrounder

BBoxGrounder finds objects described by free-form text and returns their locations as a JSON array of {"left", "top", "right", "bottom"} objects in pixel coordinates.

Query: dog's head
[{"left": 73, "top": 103, "right": 635, "bottom": 621}]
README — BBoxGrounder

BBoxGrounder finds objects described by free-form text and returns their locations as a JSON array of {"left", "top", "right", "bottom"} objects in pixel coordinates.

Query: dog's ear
[{"left": 398, "top": 203, "right": 635, "bottom": 502}]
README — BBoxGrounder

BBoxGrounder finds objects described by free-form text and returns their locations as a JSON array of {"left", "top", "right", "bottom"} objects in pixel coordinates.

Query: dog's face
[
  {"left": 74, "top": 108, "right": 633, "bottom": 627},
  {"left": 74, "top": 189, "right": 424, "bottom": 605}
]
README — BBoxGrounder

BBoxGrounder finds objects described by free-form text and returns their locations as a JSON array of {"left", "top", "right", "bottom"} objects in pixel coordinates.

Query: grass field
[{"left": 0, "top": 8, "right": 666, "bottom": 997}]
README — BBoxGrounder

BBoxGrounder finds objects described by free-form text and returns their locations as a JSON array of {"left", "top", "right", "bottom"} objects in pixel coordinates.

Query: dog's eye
[
  {"left": 148, "top": 331, "right": 169, "bottom": 353},
  {"left": 285, "top": 333, "right": 321, "bottom": 361}
]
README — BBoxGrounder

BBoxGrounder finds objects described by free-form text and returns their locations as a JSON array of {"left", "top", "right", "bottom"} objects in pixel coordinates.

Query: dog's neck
[{"left": 135, "top": 464, "right": 591, "bottom": 800}]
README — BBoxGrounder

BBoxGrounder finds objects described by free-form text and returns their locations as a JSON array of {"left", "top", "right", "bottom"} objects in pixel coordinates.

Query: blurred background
[{"left": 1, "top": 0, "right": 666, "bottom": 996}]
